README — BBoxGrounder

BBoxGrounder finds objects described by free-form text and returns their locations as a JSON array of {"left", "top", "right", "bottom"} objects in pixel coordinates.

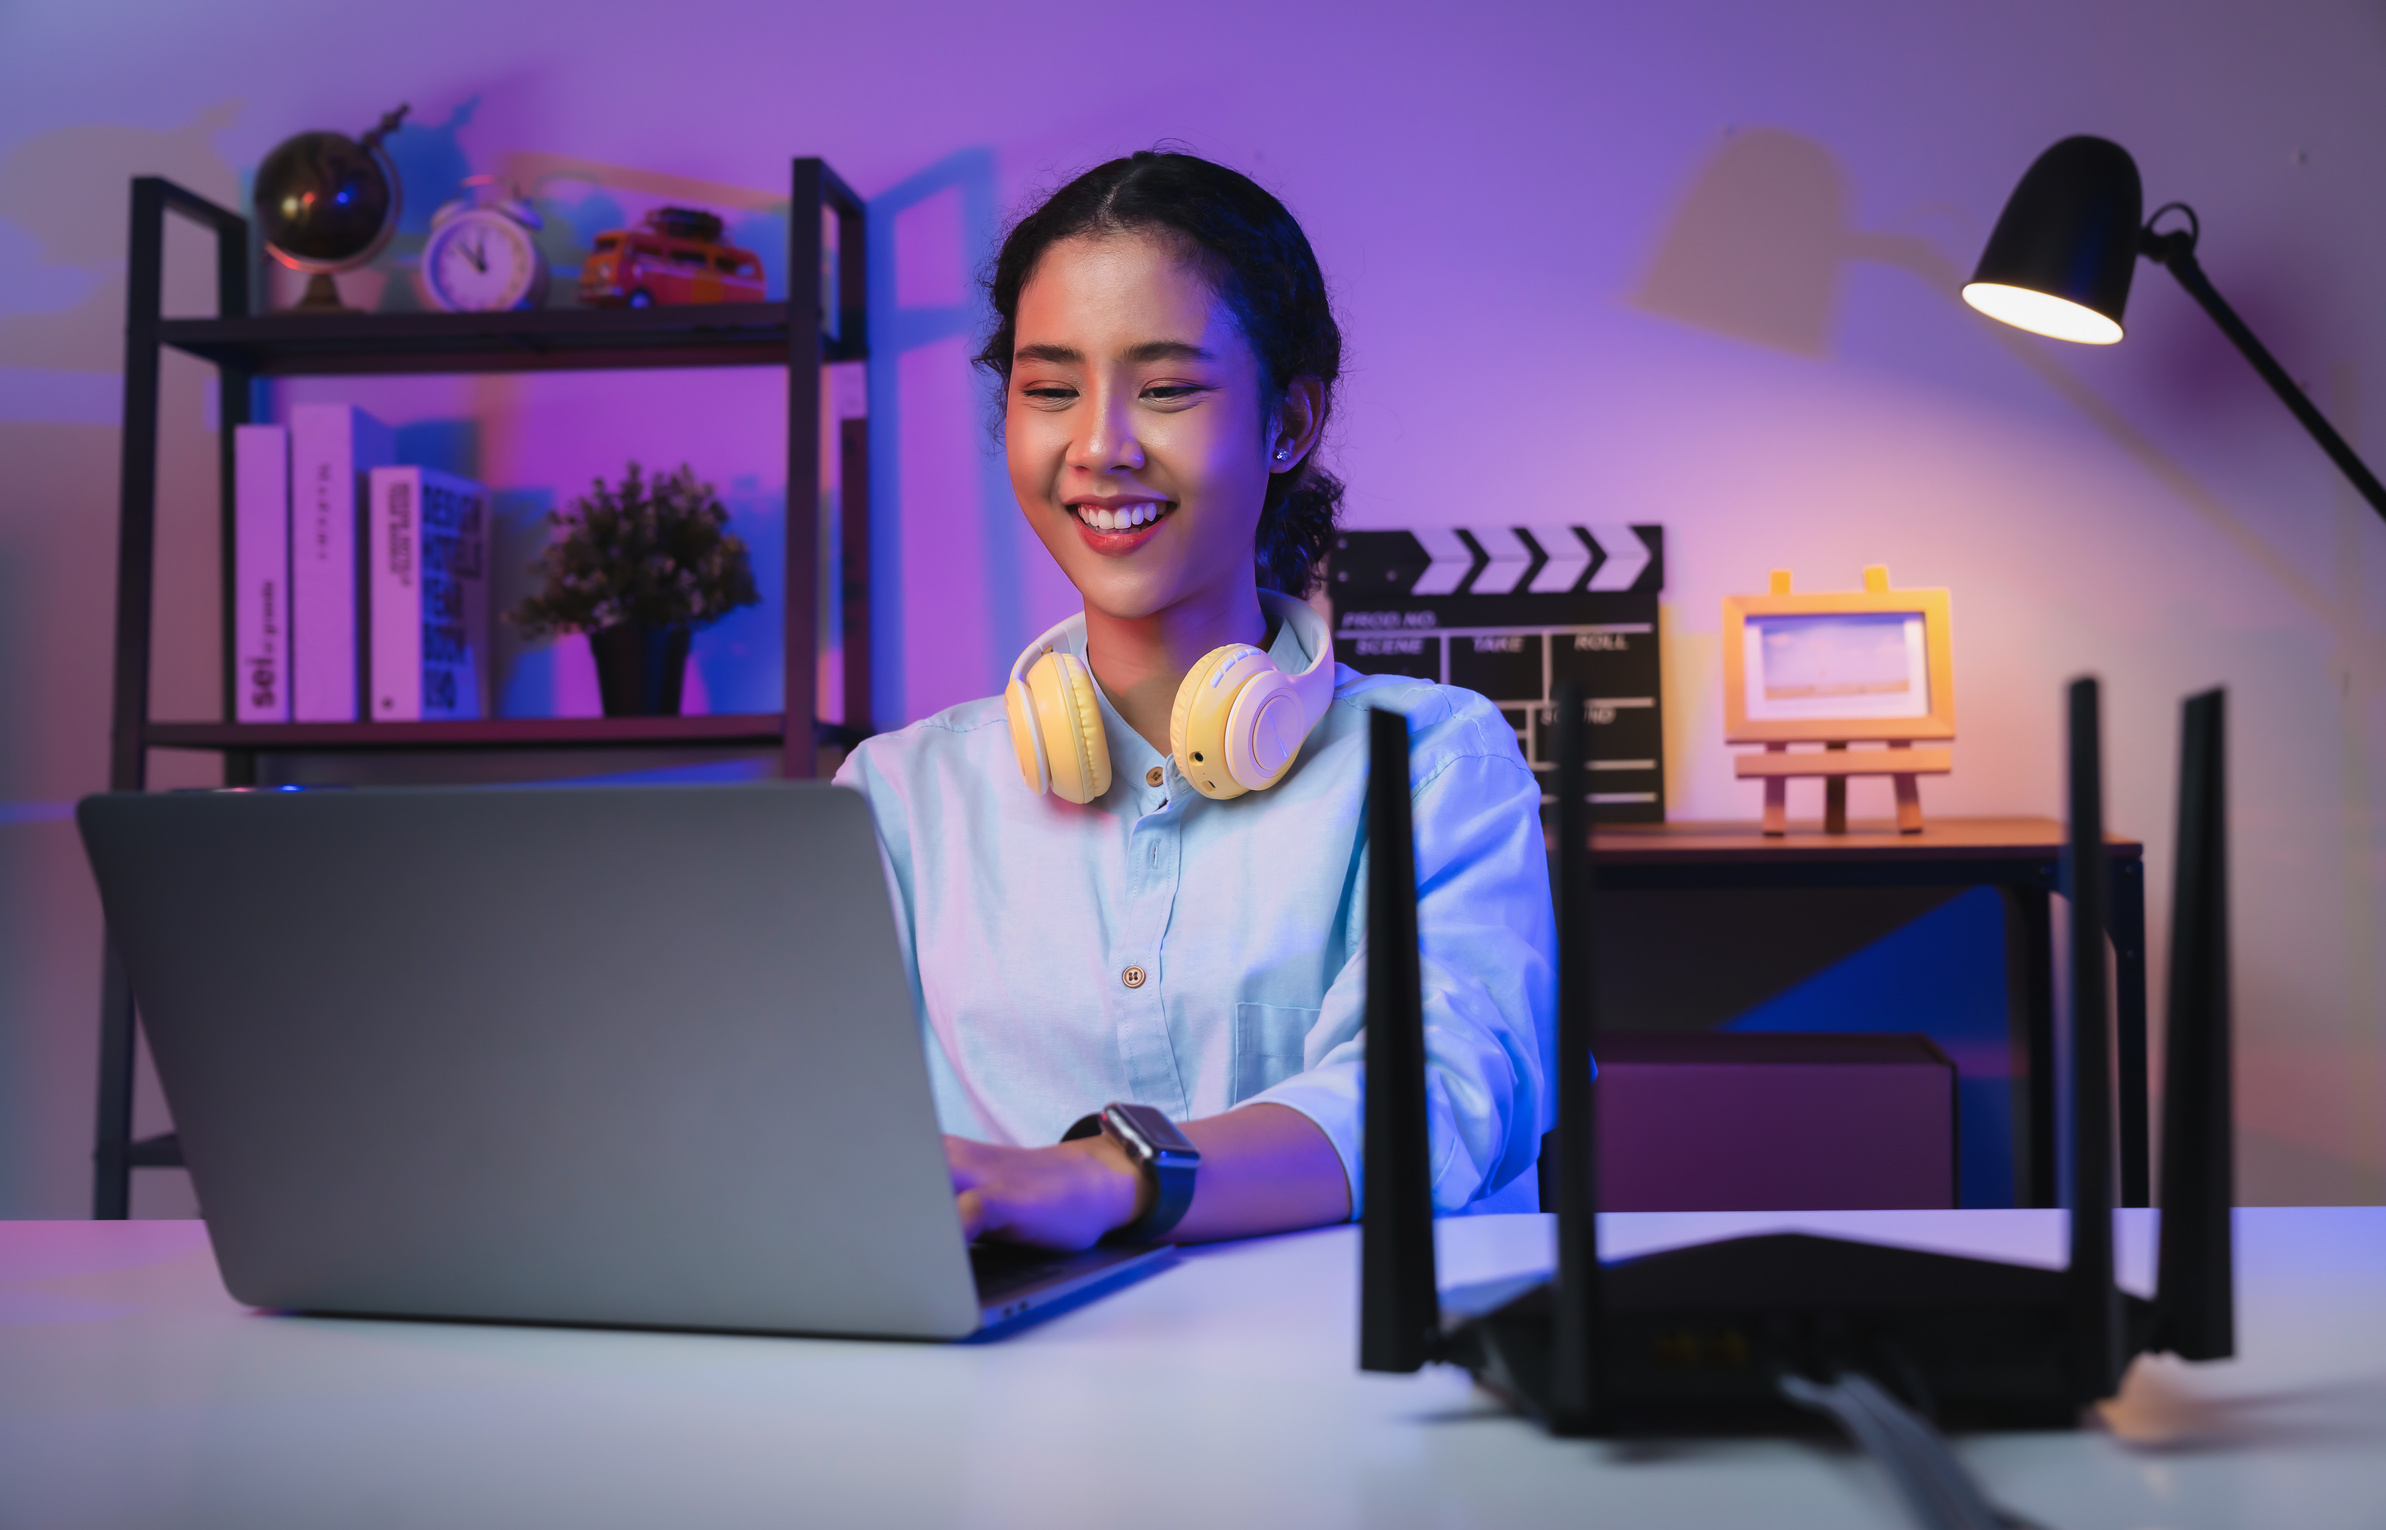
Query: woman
[{"left": 835, "top": 151, "right": 1553, "bottom": 1250}]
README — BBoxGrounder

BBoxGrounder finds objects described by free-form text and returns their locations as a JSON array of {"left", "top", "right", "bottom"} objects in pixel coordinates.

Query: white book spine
[
  {"left": 369, "top": 466, "right": 489, "bottom": 721},
  {"left": 289, "top": 404, "right": 395, "bottom": 722},
  {"left": 231, "top": 424, "right": 291, "bottom": 722},
  {"left": 368, "top": 466, "right": 421, "bottom": 721}
]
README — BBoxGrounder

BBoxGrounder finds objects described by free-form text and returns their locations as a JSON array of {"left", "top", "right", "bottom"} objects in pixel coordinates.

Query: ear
[{"left": 1268, "top": 377, "right": 1327, "bottom": 473}]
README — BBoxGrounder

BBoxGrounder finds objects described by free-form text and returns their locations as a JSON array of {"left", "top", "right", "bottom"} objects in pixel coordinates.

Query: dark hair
[{"left": 976, "top": 151, "right": 1345, "bottom": 597}]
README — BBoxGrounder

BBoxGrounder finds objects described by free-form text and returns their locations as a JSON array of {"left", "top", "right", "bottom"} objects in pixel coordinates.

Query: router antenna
[
  {"left": 2153, "top": 689, "right": 2234, "bottom": 1359},
  {"left": 2064, "top": 678, "right": 2122, "bottom": 1399},
  {"left": 1360, "top": 706, "right": 1440, "bottom": 1372},
  {"left": 1550, "top": 680, "right": 1603, "bottom": 1428}
]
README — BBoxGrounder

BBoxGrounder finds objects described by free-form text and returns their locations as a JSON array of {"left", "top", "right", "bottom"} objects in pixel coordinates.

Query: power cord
[{"left": 1779, "top": 1371, "right": 2047, "bottom": 1530}]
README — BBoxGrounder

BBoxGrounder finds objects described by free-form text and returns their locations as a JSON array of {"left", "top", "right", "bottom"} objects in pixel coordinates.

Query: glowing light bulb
[{"left": 1960, "top": 283, "right": 2124, "bottom": 345}]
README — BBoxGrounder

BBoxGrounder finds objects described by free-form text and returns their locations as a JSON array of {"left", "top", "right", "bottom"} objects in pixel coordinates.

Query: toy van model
[{"left": 579, "top": 207, "right": 765, "bottom": 308}]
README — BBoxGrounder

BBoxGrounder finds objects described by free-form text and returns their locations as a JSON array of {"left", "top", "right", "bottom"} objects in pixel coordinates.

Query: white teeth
[{"left": 1076, "top": 502, "right": 1166, "bottom": 530}]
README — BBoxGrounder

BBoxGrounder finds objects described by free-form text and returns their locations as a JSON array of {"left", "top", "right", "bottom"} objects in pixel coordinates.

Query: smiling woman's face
[{"left": 1005, "top": 231, "right": 1277, "bottom": 624}]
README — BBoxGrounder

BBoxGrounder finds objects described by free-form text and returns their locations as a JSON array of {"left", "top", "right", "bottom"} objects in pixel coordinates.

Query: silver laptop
[{"left": 77, "top": 782, "right": 1171, "bottom": 1339}]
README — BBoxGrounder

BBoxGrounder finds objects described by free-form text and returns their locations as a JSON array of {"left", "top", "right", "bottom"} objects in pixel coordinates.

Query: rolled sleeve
[{"left": 1249, "top": 742, "right": 1556, "bottom": 1217}]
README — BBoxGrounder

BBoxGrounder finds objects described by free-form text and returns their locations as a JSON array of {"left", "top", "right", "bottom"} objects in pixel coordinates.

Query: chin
[{"left": 1066, "top": 568, "right": 1184, "bottom": 623}]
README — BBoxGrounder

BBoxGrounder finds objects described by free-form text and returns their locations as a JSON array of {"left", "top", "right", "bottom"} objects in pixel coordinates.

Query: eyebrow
[
  {"left": 1125, "top": 340, "right": 1214, "bottom": 364},
  {"left": 1011, "top": 340, "right": 1216, "bottom": 366}
]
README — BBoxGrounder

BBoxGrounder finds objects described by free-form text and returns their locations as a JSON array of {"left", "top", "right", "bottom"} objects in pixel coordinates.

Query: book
[
  {"left": 366, "top": 465, "right": 490, "bottom": 721},
  {"left": 231, "top": 424, "right": 291, "bottom": 722},
  {"left": 289, "top": 404, "right": 395, "bottom": 722}
]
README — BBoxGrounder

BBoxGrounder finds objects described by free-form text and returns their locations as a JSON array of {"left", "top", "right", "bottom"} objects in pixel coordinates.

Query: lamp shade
[{"left": 1962, "top": 136, "right": 2144, "bottom": 344}]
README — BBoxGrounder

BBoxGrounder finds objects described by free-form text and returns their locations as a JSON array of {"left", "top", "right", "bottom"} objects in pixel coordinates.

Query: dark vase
[{"left": 588, "top": 623, "right": 692, "bottom": 717}]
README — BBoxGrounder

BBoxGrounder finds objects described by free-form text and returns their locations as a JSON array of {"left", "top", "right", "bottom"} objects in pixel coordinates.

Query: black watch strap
[{"left": 1061, "top": 1103, "right": 1200, "bottom": 1242}]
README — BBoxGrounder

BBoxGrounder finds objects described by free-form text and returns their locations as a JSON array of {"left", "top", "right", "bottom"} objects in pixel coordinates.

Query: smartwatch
[{"left": 1061, "top": 1102, "right": 1200, "bottom": 1242}]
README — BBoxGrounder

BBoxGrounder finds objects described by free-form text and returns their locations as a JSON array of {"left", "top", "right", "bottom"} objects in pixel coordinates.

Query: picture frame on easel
[{"left": 1721, "top": 567, "right": 1955, "bottom": 834}]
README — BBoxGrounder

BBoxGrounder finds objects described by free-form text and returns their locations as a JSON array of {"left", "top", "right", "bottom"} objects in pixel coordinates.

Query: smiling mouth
[{"left": 1070, "top": 500, "right": 1172, "bottom": 532}]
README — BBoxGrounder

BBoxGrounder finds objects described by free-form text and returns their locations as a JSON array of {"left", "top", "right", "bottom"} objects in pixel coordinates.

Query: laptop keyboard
[{"left": 968, "top": 1241, "right": 1078, "bottom": 1301}]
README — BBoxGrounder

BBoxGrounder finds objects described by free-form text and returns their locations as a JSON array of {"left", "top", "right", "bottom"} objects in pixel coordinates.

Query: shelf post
[
  {"left": 783, "top": 160, "right": 827, "bottom": 778},
  {"left": 834, "top": 166, "right": 872, "bottom": 739},
  {"left": 840, "top": 415, "right": 872, "bottom": 736},
  {"left": 97, "top": 178, "right": 251, "bottom": 1216},
  {"left": 213, "top": 195, "right": 254, "bottom": 784},
  {"left": 93, "top": 180, "right": 172, "bottom": 1219},
  {"left": 112, "top": 180, "right": 167, "bottom": 798}
]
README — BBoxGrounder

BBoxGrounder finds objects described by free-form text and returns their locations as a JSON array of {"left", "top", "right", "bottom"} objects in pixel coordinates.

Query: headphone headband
[{"left": 1259, "top": 590, "right": 1337, "bottom": 726}]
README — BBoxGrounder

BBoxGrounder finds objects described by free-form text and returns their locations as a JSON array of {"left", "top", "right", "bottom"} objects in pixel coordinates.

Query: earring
[{"left": 1273, "top": 448, "right": 1290, "bottom": 461}]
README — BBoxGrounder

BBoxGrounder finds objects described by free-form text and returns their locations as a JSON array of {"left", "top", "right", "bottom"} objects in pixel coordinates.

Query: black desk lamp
[{"left": 1963, "top": 135, "right": 2386, "bottom": 525}]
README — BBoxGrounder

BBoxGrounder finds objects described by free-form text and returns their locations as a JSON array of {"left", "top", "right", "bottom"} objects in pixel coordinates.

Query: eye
[
  {"left": 1020, "top": 383, "right": 1076, "bottom": 405},
  {"left": 1142, "top": 383, "right": 1207, "bottom": 403}
]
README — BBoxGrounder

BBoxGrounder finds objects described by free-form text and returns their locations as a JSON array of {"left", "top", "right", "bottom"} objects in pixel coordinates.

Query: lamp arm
[{"left": 2143, "top": 231, "right": 2386, "bottom": 525}]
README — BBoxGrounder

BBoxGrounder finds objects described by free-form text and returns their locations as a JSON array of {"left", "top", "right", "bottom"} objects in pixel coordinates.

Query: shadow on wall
[
  {"left": 1632, "top": 128, "right": 1852, "bottom": 357},
  {"left": 0, "top": 103, "right": 241, "bottom": 372},
  {"left": 1631, "top": 125, "right": 1975, "bottom": 358}
]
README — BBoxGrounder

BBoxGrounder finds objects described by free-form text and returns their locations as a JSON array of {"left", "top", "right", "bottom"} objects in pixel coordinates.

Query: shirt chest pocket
[{"left": 1231, "top": 1002, "right": 1320, "bottom": 1106}]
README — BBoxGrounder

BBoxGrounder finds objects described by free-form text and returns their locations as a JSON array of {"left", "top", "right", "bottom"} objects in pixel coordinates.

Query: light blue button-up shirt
[{"left": 834, "top": 616, "right": 1556, "bottom": 1216}]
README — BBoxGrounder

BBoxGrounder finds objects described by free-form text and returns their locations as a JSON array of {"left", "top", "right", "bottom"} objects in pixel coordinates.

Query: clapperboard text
[{"left": 1328, "top": 525, "right": 1667, "bottom": 824}]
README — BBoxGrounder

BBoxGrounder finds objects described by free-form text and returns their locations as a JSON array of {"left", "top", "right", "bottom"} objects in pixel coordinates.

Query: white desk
[{"left": 2, "top": 1210, "right": 2380, "bottom": 1528}]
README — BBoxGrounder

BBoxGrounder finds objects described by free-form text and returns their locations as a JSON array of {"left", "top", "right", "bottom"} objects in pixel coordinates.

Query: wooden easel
[{"left": 1723, "top": 567, "right": 1956, "bottom": 836}]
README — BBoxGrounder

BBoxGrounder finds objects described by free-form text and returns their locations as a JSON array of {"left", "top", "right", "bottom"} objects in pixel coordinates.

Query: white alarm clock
[{"left": 419, "top": 177, "right": 548, "bottom": 313}]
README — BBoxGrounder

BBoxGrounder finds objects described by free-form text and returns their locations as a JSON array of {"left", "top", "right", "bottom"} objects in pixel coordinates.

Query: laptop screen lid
[{"left": 78, "top": 782, "right": 986, "bottom": 1340}]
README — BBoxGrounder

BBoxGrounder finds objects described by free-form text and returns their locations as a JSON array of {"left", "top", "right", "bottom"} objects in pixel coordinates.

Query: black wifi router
[{"left": 1357, "top": 677, "right": 2233, "bottom": 1517}]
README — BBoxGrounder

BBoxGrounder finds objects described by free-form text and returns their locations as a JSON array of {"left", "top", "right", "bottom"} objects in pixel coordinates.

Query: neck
[{"left": 1083, "top": 579, "right": 1269, "bottom": 756}]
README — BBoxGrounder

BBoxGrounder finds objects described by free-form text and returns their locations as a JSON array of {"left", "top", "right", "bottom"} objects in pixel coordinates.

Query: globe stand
[{"left": 294, "top": 273, "right": 350, "bottom": 313}]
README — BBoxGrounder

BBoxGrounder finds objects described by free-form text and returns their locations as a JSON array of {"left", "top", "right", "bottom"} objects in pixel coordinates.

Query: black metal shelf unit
[{"left": 95, "top": 160, "right": 873, "bottom": 1217}]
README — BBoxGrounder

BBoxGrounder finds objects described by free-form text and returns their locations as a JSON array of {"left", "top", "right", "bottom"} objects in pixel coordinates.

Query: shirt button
[
  {"left": 1121, "top": 965, "right": 1146, "bottom": 989},
  {"left": 1145, "top": 766, "right": 1164, "bottom": 787}
]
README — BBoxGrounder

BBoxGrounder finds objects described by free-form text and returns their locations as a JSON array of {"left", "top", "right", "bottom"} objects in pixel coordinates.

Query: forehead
[{"left": 1013, "top": 231, "right": 1240, "bottom": 353}]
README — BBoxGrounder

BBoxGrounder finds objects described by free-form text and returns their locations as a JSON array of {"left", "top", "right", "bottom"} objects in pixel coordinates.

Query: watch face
[
  {"left": 1107, "top": 1103, "right": 1198, "bottom": 1160},
  {"left": 424, "top": 212, "right": 541, "bottom": 312}
]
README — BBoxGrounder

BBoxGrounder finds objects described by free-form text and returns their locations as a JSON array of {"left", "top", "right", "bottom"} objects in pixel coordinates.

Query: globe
[
  {"left": 255, "top": 133, "right": 392, "bottom": 264},
  {"left": 252, "top": 106, "right": 407, "bottom": 311}
]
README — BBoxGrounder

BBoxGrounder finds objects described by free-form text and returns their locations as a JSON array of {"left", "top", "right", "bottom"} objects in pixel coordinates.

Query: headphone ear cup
[
  {"left": 1223, "top": 669, "right": 1308, "bottom": 790},
  {"left": 1030, "top": 651, "right": 1111, "bottom": 804},
  {"left": 1171, "top": 646, "right": 1273, "bottom": 800},
  {"left": 1168, "top": 647, "right": 1232, "bottom": 779}
]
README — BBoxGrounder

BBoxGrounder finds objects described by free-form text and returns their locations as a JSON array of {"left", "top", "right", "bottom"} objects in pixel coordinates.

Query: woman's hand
[
  {"left": 945, "top": 1104, "right": 1352, "bottom": 1250},
  {"left": 945, "top": 1134, "right": 1150, "bottom": 1250}
]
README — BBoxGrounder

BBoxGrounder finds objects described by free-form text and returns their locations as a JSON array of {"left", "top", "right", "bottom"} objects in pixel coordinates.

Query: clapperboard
[{"left": 1327, "top": 525, "right": 1666, "bottom": 824}]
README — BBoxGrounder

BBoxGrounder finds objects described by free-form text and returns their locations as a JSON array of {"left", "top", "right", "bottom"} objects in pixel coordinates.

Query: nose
[{"left": 1067, "top": 388, "right": 1146, "bottom": 474}]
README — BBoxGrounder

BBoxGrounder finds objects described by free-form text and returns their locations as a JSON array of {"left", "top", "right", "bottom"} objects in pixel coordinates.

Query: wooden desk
[
  {"left": 4, "top": 1212, "right": 2379, "bottom": 1528},
  {"left": 1589, "top": 818, "right": 2150, "bottom": 1207}
]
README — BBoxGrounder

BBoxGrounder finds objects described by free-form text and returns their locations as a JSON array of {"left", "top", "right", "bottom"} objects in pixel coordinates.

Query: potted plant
[{"left": 509, "top": 462, "right": 760, "bottom": 717}]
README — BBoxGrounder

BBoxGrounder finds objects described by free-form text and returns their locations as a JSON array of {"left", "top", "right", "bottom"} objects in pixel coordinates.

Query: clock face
[{"left": 423, "top": 210, "right": 544, "bottom": 312}]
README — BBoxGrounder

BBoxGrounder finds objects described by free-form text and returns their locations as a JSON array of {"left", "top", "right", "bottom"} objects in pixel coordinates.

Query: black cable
[{"left": 1780, "top": 1371, "right": 2047, "bottom": 1530}]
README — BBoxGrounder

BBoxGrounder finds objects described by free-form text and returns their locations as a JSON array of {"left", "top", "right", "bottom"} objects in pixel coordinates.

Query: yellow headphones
[{"left": 1005, "top": 590, "right": 1338, "bottom": 805}]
